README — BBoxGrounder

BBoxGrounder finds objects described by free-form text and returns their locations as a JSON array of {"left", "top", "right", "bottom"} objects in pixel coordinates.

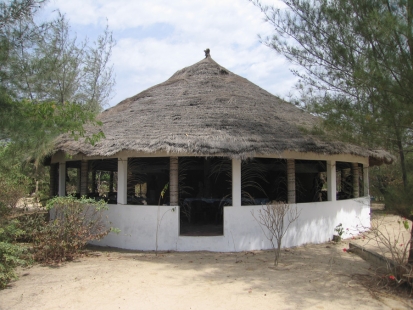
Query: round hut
[{"left": 50, "top": 53, "right": 392, "bottom": 251}]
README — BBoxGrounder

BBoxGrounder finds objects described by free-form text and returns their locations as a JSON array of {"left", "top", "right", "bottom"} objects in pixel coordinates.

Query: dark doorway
[{"left": 179, "top": 157, "right": 229, "bottom": 236}]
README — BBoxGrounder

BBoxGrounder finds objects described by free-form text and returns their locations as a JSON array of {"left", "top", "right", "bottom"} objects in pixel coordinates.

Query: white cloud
[{"left": 44, "top": 0, "right": 298, "bottom": 106}]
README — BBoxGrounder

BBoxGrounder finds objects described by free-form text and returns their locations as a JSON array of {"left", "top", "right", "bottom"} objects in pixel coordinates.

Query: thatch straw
[{"left": 54, "top": 56, "right": 393, "bottom": 166}]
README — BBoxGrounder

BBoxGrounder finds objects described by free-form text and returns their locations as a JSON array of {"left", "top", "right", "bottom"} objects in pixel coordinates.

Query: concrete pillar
[
  {"left": 58, "top": 162, "right": 66, "bottom": 197},
  {"left": 117, "top": 158, "right": 128, "bottom": 204},
  {"left": 352, "top": 163, "right": 360, "bottom": 198},
  {"left": 170, "top": 157, "right": 179, "bottom": 206},
  {"left": 80, "top": 160, "right": 88, "bottom": 196},
  {"left": 287, "top": 159, "right": 296, "bottom": 204},
  {"left": 363, "top": 166, "right": 369, "bottom": 197},
  {"left": 327, "top": 160, "right": 337, "bottom": 201},
  {"left": 232, "top": 159, "right": 241, "bottom": 207}
]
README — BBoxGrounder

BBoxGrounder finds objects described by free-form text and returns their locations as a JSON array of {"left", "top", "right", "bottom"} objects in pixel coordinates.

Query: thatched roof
[{"left": 54, "top": 55, "right": 393, "bottom": 165}]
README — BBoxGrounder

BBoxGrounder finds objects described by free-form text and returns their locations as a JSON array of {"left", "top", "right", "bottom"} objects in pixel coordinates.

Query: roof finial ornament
[{"left": 204, "top": 48, "right": 210, "bottom": 58}]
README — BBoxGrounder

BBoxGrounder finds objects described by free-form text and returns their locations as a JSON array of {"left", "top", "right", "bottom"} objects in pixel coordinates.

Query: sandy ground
[{"left": 1, "top": 215, "right": 413, "bottom": 310}]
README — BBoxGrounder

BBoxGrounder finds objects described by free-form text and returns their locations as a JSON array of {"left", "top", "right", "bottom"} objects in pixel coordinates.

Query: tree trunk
[
  {"left": 408, "top": 217, "right": 413, "bottom": 265},
  {"left": 274, "top": 240, "right": 282, "bottom": 266},
  {"left": 394, "top": 124, "right": 413, "bottom": 264},
  {"left": 394, "top": 128, "right": 407, "bottom": 189},
  {"left": 396, "top": 142, "right": 413, "bottom": 264}
]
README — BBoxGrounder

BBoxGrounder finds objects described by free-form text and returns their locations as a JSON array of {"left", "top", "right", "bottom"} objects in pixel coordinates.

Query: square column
[
  {"left": 117, "top": 158, "right": 128, "bottom": 205},
  {"left": 170, "top": 157, "right": 179, "bottom": 206},
  {"left": 58, "top": 162, "right": 66, "bottom": 197},
  {"left": 232, "top": 159, "right": 241, "bottom": 207},
  {"left": 327, "top": 160, "right": 337, "bottom": 201},
  {"left": 287, "top": 159, "right": 296, "bottom": 204}
]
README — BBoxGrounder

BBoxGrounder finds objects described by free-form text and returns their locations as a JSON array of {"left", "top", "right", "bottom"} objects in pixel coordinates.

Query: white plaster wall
[
  {"left": 223, "top": 197, "right": 370, "bottom": 252},
  {"left": 92, "top": 198, "right": 370, "bottom": 252},
  {"left": 91, "top": 205, "right": 179, "bottom": 251}
]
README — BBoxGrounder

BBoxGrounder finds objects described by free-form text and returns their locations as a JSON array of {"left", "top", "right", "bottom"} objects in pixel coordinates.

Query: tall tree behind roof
[
  {"left": 0, "top": 1, "right": 108, "bottom": 165},
  {"left": 252, "top": 0, "right": 413, "bottom": 188},
  {"left": 1, "top": 4, "right": 115, "bottom": 113}
]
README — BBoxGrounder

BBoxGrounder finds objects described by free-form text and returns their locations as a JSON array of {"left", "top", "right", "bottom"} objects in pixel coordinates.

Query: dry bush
[
  {"left": 252, "top": 201, "right": 300, "bottom": 266},
  {"left": 32, "top": 196, "right": 113, "bottom": 263},
  {"left": 0, "top": 178, "right": 30, "bottom": 210},
  {"left": 357, "top": 214, "right": 413, "bottom": 292}
]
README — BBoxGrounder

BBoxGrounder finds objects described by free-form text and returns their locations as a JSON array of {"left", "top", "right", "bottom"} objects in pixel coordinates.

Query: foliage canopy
[
  {"left": 0, "top": 0, "right": 113, "bottom": 165},
  {"left": 253, "top": 0, "right": 413, "bottom": 187}
]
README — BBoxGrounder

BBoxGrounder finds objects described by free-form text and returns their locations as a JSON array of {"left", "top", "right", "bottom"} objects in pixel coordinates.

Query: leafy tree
[
  {"left": 251, "top": 0, "right": 413, "bottom": 261},
  {"left": 0, "top": 1, "right": 114, "bottom": 287},
  {"left": 0, "top": 143, "right": 35, "bottom": 208},
  {"left": 0, "top": 0, "right": 42, "bottom": 28},
  {"left": 0, "top": 95, "right": 104, "bottom": 165},
  {"left": 0, "top": 1, "right": 112, "bottom": 163},
  {"left": 2, "top": 10, "right": 115, "bottom": 113}
]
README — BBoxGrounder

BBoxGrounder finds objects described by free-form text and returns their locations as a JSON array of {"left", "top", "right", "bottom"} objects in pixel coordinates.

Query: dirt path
[{"left": 1, "top": 217, "right": 412, "bottom": 310}]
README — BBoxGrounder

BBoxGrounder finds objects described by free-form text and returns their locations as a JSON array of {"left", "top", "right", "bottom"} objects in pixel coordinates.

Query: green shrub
[
  {"left": 0, "top": 204, "right": 31, "bottom": 289},
  {"left": 0, "top": 242, "right": 28, "bottom": 289},
  {"left": 13, "top": 212, "right": 48, "bottom": 243},
  {"left": 0, "top": 218, "right": 25, "bottom": 242},
  {"left": 32, "top": 196, "right": 112, "bottom": 263}
]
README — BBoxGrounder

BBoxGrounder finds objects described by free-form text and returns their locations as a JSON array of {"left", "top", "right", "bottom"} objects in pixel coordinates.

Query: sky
[{"left": 41, "top": 0, "right": 298, "bottom": 108}]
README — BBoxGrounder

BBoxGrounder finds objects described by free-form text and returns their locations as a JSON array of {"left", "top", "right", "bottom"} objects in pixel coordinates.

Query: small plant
[
  {"left": 334, "top": 223, "right": 344, "bottom": 237},
  {"left": 332, "top": 223, "right": 344, "bottom": 242},
  {"left": 158, "top": 183, "right": 169, "bottom": 206},
  {"left": 252, "top": 201, "right": 300, "bottom": 266}
]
